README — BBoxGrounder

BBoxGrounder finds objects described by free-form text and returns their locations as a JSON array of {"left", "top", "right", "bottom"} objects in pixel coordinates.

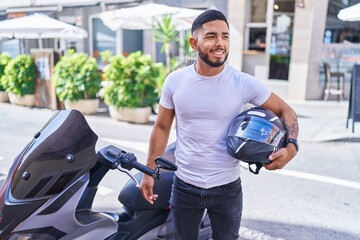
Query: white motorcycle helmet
[{"left": 227, "top": 107, "right": 286, "bottom": 174}]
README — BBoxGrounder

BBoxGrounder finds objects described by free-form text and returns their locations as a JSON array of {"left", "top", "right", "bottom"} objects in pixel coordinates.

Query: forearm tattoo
[{"left": 285, "top": 118, "right": 299, "bottom": 139}]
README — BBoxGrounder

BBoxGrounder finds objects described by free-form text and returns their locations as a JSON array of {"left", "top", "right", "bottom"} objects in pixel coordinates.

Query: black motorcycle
[{"left": 0, "top": 109, "right": 211, "bottom": 239}]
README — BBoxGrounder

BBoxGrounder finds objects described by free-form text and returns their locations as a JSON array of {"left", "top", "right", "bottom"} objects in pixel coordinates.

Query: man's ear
[{"left": 189, "top": 37, "right": 197, "bottom": 51}]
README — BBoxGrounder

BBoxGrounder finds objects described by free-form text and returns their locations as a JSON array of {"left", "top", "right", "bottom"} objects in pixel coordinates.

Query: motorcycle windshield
[
  {"left": 10, "top": 110, "right": 98, "bottom": 200},
  {"left": 228, "top": 115, "right": 285, "bottom": 147}
]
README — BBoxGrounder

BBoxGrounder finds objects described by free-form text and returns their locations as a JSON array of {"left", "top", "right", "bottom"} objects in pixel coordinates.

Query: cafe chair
[{"left": 323, "top": 62, "right": 345, "bottom": 101}]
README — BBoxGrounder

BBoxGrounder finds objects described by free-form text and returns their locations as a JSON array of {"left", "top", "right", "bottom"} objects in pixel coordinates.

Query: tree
[{"left": 154, "top": 15, "right": 178, "bottom": 73}]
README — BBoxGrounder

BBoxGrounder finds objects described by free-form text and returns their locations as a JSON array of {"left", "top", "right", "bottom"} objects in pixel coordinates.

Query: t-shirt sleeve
[
  {"left": 159, "top": 74, "right": 175, "bottom": 109},
  {"left": 242, "top": 73, "right": 271, "bottom": 106}
]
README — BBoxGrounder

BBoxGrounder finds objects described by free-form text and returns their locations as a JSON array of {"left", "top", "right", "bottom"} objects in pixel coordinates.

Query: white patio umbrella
[
  {"left": 99, "top": 3, "right": 203, "bottom": 66},
  {"left": 99, "top": 3, "right": 203, "bottom": 31},
  {"left": 337, "top": 3, "right": 360, "bottom": 22},
  {"left": 0, "top": 13, "right": 88, "bottom": 48}
]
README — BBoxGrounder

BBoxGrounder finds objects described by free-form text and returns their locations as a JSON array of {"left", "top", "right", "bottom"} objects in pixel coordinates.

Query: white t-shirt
[{"left": 160, "top": 63, "right": 271, "bottom": 188}]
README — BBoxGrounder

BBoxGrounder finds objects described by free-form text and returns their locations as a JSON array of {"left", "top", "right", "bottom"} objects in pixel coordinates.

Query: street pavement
[
  {"left": 289, "top": 100, "right": 360, "bottom": 143},
  {"left": 1, "top": 99, "right": 359, "bottom": 144},
  {"left": 1, "top": 99, "right": 359, "bottom": 182},
  {"left": 2, "top": 99, "right": 359, "bottom": 157},
  {"left": 0, "top": 100, "right": 360, "bottom": 240}
]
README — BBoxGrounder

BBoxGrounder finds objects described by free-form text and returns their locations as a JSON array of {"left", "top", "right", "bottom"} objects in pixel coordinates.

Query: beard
[{"left": 198, "top": 47, "right": 228, "bottom": 68}]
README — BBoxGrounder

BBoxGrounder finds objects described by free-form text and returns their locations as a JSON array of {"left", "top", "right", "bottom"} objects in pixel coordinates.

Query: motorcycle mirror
[{"left": 155, "top": 157, "right": 177, "bottom": 171}]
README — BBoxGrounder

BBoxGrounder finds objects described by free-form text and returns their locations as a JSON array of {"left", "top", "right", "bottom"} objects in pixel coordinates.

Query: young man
[{"left": 140, "top": 9, "right": 299, "bottom": 240}]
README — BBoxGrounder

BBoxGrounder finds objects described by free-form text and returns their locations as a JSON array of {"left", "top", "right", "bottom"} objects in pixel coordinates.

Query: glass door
[{"left": 268, "top": 0, "right": 295, "bottom": 80}]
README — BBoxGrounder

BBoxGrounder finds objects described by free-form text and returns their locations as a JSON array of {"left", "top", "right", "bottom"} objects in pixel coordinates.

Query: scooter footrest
[{"left": 76, "top": 209, "right": 112, "bottom": 224}]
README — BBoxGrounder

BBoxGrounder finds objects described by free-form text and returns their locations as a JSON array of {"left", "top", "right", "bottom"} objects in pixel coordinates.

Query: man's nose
[{"left": 215, "top": 36, "right": 224, "bottom": 47}]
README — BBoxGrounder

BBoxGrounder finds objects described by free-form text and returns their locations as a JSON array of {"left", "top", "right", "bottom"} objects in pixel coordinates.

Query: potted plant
[
  {"left": 0, "top": 53, "right": 12, "bottom": 102},
  {"left": 52, "top": 50, "right": 102, "bottom": 115},
  {"left": 101, "top": 51, "right": 163, "bottom": 123},
  {"left": 1, "top": 54, "right": 36, "bottom": 107}
]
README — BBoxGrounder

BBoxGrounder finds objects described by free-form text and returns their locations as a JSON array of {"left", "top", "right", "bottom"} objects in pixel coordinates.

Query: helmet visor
[{"left": 228, "top": 116, "right": 285, "bottom": 147}]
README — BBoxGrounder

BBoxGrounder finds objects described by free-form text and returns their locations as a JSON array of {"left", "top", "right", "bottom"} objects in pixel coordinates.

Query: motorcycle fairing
[
  {"left": 0, "top": 110, "right": 99, "bottom": 236},
  {"left": 5, "top": 173, "right": 117, "bottom": 240},
  {"left": 10, "top": 109, "right": 98, "bottom": 200},
  {"left": 6, "top": 226, "right": 66, "bottom": 240}
]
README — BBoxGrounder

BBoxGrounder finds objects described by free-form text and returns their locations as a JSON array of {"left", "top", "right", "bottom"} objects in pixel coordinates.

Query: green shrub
[
  {"left": 0, "top": 53, "right": 12, "bottom": 91},
  {"left": 102, "top": 51, "right": 163, "bottom": 108},
  {"left": 1, "top": 54, "right": 36, "bottom": 96},
  {"left": 52, "top": 51, "right": 102, "bottom": 102}
]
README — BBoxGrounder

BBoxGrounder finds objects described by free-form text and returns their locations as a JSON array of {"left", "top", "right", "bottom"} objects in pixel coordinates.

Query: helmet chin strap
[{"left": 248, "top": 163, "right": 263, "bottom": 174}]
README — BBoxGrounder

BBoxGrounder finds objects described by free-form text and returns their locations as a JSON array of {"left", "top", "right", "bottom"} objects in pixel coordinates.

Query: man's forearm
[
  {"left": 146, "top": 126, "right": 171, "bottom": 169},
  {"left": 283, "top": 111, "right": 299, "bottom": 139}
]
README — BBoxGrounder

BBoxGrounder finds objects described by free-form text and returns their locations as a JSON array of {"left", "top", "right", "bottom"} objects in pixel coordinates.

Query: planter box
[
  {"left": 8, "top": 93, "right": 35, "bottom": 107},
  {"left": 0, "top": 91, "right": 9, "bottom": 102},
  {"left": 109, "top": 106, "right": 151, "bottom": 124},
  {"left": 64, "top": 99, "right": 100, "bottom": 115}
]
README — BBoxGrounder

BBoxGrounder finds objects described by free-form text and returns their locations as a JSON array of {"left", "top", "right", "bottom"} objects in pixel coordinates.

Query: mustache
[{"left": 211, "top": 47, "right": 225, "bottom": 51}]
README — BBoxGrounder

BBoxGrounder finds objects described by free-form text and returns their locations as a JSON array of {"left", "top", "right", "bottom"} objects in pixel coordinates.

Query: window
[
  {"left": 268, "top": 0, "right": 295, "bottom": 80},
  {"left": 324, "top": 0, "right": 360, "bottom": 43},
  {"left": 245, "top": 0, "right": 268, "bottom": 52},
  {"left": 250, "top": 0, "right": 267, "bottom": 22},
  {"left": 248, "top": 28, "right": 267, "bottom": 51},
  {"left": 91, "top": 17, "right": 116, "bottom": 68}
]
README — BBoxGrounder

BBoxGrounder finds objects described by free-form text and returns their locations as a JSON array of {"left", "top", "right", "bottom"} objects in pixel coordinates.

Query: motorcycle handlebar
[
  {"left": 132, "top": 161, "right": 156, "bottom": 178},
  {"left": 98, "top": 145, "right": 161, "bottom": 179}
]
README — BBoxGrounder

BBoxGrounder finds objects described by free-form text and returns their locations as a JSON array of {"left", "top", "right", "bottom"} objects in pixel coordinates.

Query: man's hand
[
  {"left": 139, "top": 174, "right": 158, "bottom": 204},
  {"left": 264, "top": 144, "right": 297, "bottom": 170}
]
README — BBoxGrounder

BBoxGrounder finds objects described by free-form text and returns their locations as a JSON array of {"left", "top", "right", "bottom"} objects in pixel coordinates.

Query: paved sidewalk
[
  {"left": 288, "top": 100, "right": 360, "bottom": 142},
  {"left": 1, "top": 100, "right": 359, "bottom": 143}
]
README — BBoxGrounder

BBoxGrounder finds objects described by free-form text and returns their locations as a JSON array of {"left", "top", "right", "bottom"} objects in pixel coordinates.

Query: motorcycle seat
[{"left": 119, "top": 172, "right": 174, "bottom": 211}]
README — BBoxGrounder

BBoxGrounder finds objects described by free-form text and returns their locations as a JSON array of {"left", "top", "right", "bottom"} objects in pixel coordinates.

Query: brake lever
[{"left": 116, "top": 164, "right": 140, "bottom": 187}]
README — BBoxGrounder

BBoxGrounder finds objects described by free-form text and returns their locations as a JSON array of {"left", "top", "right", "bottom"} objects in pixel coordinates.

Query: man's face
[{"left": 191, "top": 20, "right": 229, "bottom": 68}]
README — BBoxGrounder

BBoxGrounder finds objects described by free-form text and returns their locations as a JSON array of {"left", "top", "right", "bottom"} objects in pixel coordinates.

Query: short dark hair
[{"left": 191, "top": 9, "right": 229, "bottom": 34}]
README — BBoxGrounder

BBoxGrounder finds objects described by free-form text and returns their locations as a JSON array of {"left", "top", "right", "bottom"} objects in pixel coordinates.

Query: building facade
[{"left": 0, "top": 0, "right": 359, "bottom": 101}]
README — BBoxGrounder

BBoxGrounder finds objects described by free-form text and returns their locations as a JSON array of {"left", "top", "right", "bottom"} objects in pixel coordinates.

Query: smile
[{"left": 211, "top": 49, "right": 225, "bottom": 56}]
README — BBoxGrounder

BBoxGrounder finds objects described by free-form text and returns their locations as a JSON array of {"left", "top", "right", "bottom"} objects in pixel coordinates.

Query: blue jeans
[{"left": 170, "top": 176, "right": 242, "bottom": 240}]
